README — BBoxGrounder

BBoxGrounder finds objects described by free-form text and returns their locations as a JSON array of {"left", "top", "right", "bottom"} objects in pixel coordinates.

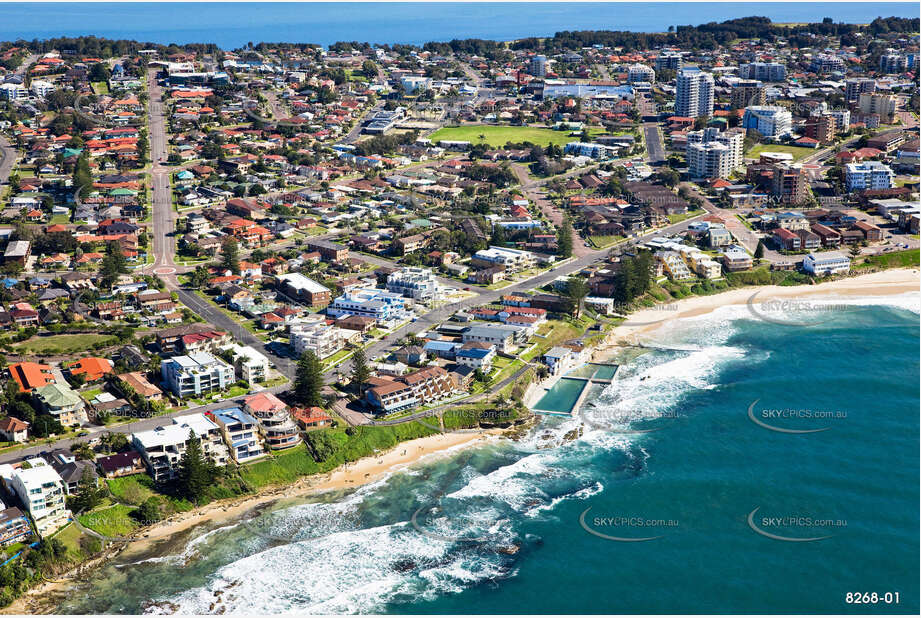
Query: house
[
  {"left": 156, "top": 323, "right": 221, "bottom": 354},
  {"left": 291, "top": 406, "right": 333, "bottom": 430},
  {"left": 394, "top": 345, "right": 427, "bottom": 366},
  {"left": 117, "top": 372, "right": 163, "bottom": 402},
  {"left": 543, "top": 346, "right": 577, "bottom": 375},
  {"left": 131, "top": 413, "right": 230, "bottom": 482},
  {"left": 52, "top": 459, "right": 98, "bottom": 495},
  {"left": 7, "top": 362, "right": 55, "bottom": 392},
  {"left": 243, "top": 392, "right": 301, "bottom": 450},
  {"left": 455, "top": 345, "right": 496, "bottom": 372},
  {"left": 212, "top": 407, "right": 266, "bottom": 464},
  {"left": 96, "top": 450, "right": 146, "bottom": 478},
  {"left": 461, "top": 325, "right": 518, "bottom": 353},
  {"left": 67, "top": 357, "right": 115, "bottom": 383},
  {"left": 0, "top": 417, "right": 29, "bottom": 442}
]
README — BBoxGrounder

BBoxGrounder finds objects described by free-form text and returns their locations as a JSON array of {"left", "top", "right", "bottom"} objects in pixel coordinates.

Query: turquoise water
[
  {"left": 0, "top": 3, "right": 917, "bottom": 48},
  {"left": 534, "top": 378, "right": 587, "bottom": 413},
  {"left": 55, "top": 297, "right": 920, "bottom": 614}
]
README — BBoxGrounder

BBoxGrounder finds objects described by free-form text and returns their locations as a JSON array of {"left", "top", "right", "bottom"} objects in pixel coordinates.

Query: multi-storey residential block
[
  {"left": 131, "top": 413, "right": 230, "bottom": 482},
  {"left": 471, "top": 246, "right": 537, "bottom": 273},
  {"left": 160, "top": 352, "right": 235, "bottom": 398},
  {"left": 222, "top": 343, "right": 270, "bottom": 384},
  {"left": 386, "top": 267, "right": 443, "bottom": 302},
  {"left": 655, "top": 51, "right": 682, "bottom": 72},
  {"left": 213, "top": 407, "right": 266, "bottom": 464},
  {"left": 0, "top": 507, "right": 32, "bottom": 547},
  {"left": 33, "top": 383, "right": 87, "bottom": 426},
  {"left": 845, "top": 78, "right": 875, "bottom": 103},
  {"left": 857, "top": 93, "right": 897, "bottom": 124},
  {"left": 365, "top": 366, "right": 454, "bottom": 413},
  {"left": 289, "top": 322, "right": 345, "bottom": 358},
  {"left": 9, "top": 465, "right": 69, "bottom": 536},
  {"left": 742, "top": 106, "right": 792, "bottom": 137},
  {"left": 730, "top": 80, "right": 765, "bottom": 108},
  {"left": 845, "top": 161, "right": 895, "bottom": 192},
  {"left": 803, "top": 252, "right": 850, "bottom": 276},
  {"left": 243, "top": 391, "right": 301, "bottom": 450},
  {"left": 275, "top": 273, "right": 331, "bottom": 307},
  {"left": 627, "top": 64, "right": 655, "bottom": 84},
  {"left": 327, "top": 288, "right": 408, "bottom": 323},
  {"left": 675, "top": 67, "right": 714, "bottom": 118},
  {"left": 738, "top": 62, "right": 786, "bottom": 81}
]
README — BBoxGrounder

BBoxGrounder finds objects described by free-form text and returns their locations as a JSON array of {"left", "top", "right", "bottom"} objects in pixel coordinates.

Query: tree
[
  {"left": 190, "top": 265, "right": 210, "bottom": 290},
  {"left": 565, "top": 276, "right": 591, "bottom": 318},
  {"left": 72, "top": 442, "right": 95, "bottom": 460},
  {"left": 177, "top": 430, "right": 212, "bottom": 502},
  {"left": 72, "top": 152, "right": 93, "bottom": 198},
  {"left": 557, "top": 219, "right": 574, "bottom": 258},
  {"left": 69, "top": 467, "right": 104, "bottom": 513},
  {"left": 134, "top": 497, "right": 161, "bottom": 524},
  {"left": 89, "top": 62, "right": 110, "bottom": 82},
  {"left": 294, "top": 351, "right": 325, "bottom": 406},
  {"left": 350, "top": 347, "right": 370, "bottom": 397},
  {"left": 754, "top": 239, "right": 765, "bottom": 261},
  {"left": 220, "top": 237, "right": 240, "bottom": 275},
  {"left": 100, "top": 241, "right": 129, "bottom": 288}
]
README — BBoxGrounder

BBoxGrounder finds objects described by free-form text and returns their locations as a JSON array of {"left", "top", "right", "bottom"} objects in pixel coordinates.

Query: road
[
  {"left": 145, "top": 67, "right": 176, "bottom": 273},
  {"left": 642, "top": 122, "right": 665, "bottom": 163},
  {"left": 0, "top": 135, "right": 15, "bottom": 191}
]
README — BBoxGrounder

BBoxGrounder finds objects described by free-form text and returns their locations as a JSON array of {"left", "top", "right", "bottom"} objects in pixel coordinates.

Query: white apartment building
[
  {"left": 803, "top": 252, "right": 850, "bottom": 276},
  {"left": 845, "top": 78, "right": 875, "bottom": 103},
  {"left": 222, "top": 343, "right": 270, "bottom": 384},
  {"left": 472, "top": 246, "right": 537, "bottom": 273},
  {"left": 30, "top": 80, "right": 55, "bottom": 98},
  {"left": 738, "top": 62, "right": 786, "bottom": 81},
  {"left": 675, "top": 67, "right": 714, "bottom": 118},
  {"left": 686, "top": 127, "right": 744, "bottom": 178},
  {"left": 741, "top": 106, "right": 792, "bottom": 138},
  {"left": 0, "top": 83, "right": 28, "bottom": 101},
  {"left": 627, "top": 64, "right": 655, "bottom": 84},
  {"left": 9, "top": 465, "right": 69, "bottom": 536},
  {"left": 387, "top": 267, "right": 443, "bottom": 302},
  {"left": 823, "top": 109, "right": 851, "bottom": 132},
  {"left": 131, "top": 413, "right": 230, "bottom": 482},
  {"left": 160, "top": 352, "right": 235, "bottom": 398},
  {"left": 845, "top": 161, "right": 895, "bottom": 192},
  {"left": 289, "top": 322, "right": 345, "bottom": 358}
]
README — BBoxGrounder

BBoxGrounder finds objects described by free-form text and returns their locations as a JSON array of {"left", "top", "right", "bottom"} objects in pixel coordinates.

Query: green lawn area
[
  {"left": 49, "top": 214, "right": 71, "bottom": 224},
  {"left": 322, "top": 347, "right": 353, "bottom": 367},
  {"left": 51, "top": 523, "right": 88, "bottom": 561},
  {"left": 430, "top": 125, "right": 589, "bottom": 148},
  {"left": 667, "top": 208, "right": 705, "bottom": 224},
  {"left": 106, "top": 474, "right": 156, "bottom": 505},
  {"left": 91, "top": 81, "right": 109, "bottom": 95},
  {"left": 746, "top": 144, "right": 816, "bottom": 162},
  {"left": 589, "top": 234, "right": 626, "bottom": 248},
  {"left": 853, "top": 248, "right": 919, "bottom": 270},
  {"left": 11, "top": 333, "right": 118, "bottom": 355},
  {"left": 521, "top": 317, "right": 594, "bottom": 362},
  {"left": 78, "top": 503, "right": 140, "bottom": 538}
]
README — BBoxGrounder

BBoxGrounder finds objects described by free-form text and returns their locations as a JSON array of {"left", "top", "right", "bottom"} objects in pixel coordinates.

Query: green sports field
[{"left": 430, "top": 125, "right": 593, "bottom": 148}]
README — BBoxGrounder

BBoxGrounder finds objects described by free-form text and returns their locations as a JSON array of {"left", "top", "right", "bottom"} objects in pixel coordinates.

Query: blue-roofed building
[
  {"left": 455, "top": 345, "right": 496, "bottom": 372},
  {"left": 423, "top": 340, "right": 459, "bottom": 360},
  {"left": 212, "top": 407, "right": 267, "bottom": 464}
]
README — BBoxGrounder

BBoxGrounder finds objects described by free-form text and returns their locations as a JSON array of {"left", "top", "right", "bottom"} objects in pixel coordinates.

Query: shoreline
[
  {"left": 525, "top": 268, "right": 919, "bottom": 407},
  {"left": 6, "top": 268, "right": 919, "bottom": 614},
  {"left": 2, "top": 428, "right": 506, "bottom": 615}
]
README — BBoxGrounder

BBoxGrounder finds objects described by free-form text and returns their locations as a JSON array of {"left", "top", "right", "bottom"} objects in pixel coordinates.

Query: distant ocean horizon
[{"left": 0, "top": 2, "right": 918, "bottom": 49}]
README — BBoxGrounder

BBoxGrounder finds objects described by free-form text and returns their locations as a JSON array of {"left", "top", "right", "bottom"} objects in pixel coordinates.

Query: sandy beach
[
  {"left": 596, "top": 268, "right": 919, "bottom": 353},
  {"left": 2, "top": 429, "right": 504, "bottom": 615}
]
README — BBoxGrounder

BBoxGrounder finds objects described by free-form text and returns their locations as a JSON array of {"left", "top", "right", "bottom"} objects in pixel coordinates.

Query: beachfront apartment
[
  {"left": 803, "top": 252, "right": 851, "bottom": 276},
  {"left": 0, "top": 507, "right": 32, "bottom": 547},
  {"left": 222, "top": 343, "right": 270, "bottom": 384},
  {"left": 213, "top": 408, "right": 267, "bottom": 464},
  {"left": 721, "top": 245, "right": 753, "bottom": 272},
  {"left": 365, "top": 366, "right": 455, "bottom": 414},
  {"left": 131, "top": 414, "right": 230, "bottom": 482},
  {"left": 9, "top": 465, "right": 69, "bottom": 536},
  {"left": 471, "top": 246, "right": 537, "bottom": 274},
  {"left": 161, "top": 352, "right": 235, "bottom": 398},
  {"left": 244, "top": 391, "right": 301, "bottom": 450},
  {"left": 455, "top": 345, "right": 496, "bottom": 372},
  {"left": 461, "top": 325, "right": 519, "bottom": 353}
]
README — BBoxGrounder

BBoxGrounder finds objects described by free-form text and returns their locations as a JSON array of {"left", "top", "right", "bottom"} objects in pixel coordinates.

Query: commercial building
[
  {"left": 471, "top": 246, "right": 537, "bottom": 273},
  {"left": 741, "top": 106, "right": 792, "bottom": 138},
  {"left": 803, "top": 252, "right": 850, "bottom": 276},
  {"left": 213, "top": 407, "right": 266, "bottom": 464},
  {"left": 386, "top": 267, "right": 442, "bottom": 302},
  {"left": 160, "top": 352, "right": 235, "bottom": 398},
  {"left": 131, "top": 413, "right": 230, "bottom": 482},
  {"left": 845, "top": 162, "right": 895, "bottom": 192},
  {"left": 675, "top": 67, "right": 714, "bottom": 118},
  {"left": 275, "top": 273, "right": 331, "bottom": 307},
  {"left": 9, "top": 465, "right": 68, "bottom": 536}
]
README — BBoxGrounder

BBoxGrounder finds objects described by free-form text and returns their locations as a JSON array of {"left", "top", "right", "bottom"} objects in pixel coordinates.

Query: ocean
[
  {"left": 53, "top": 294, "right": 920, "bottom": 615},
  {"left": 0, "top": 3, "right": 918, "bottom": 49}
]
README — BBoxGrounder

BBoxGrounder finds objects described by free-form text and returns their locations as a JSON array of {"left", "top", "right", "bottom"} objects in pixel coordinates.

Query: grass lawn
[
  {"left": 667, "top": 208, "right": 705, "bottom": 224},
  {"left": 49, "top": 214, "right": 71, "bottom": 224},
  {"left": 78, "top": 503, "right": 140, "bottom": 537},
  {"left": 430, "top": 125, "right": 587, "bottom": 148},
  {"left": 589, "top": 234, "right": 626, "bottom": 248},
  {"left": 322, "top": 347, "right": 353, "bottom": 367},
  {"left": 106, "top": 474, "right": 156, "bottom": 505},
  {"left": 12, "top": 333, "right": 118, "bottom": 355},
  {"left": 81, "top": 387, "right": 104, "bottom": 401},
  {"left": 853, "top": 248, "right": 919, "bottom": 270},
  {"left": 746, "top": 144, "right": 816, "bottom": 162},
  {"left": 51, "top": 523, "right": 87, "bottom": 561},
  {"left": 91, "top": 82, "right": 109, "bottom": 95},
  {"left": 521, "top": 318, "right": 593, "bottom": 362}
]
